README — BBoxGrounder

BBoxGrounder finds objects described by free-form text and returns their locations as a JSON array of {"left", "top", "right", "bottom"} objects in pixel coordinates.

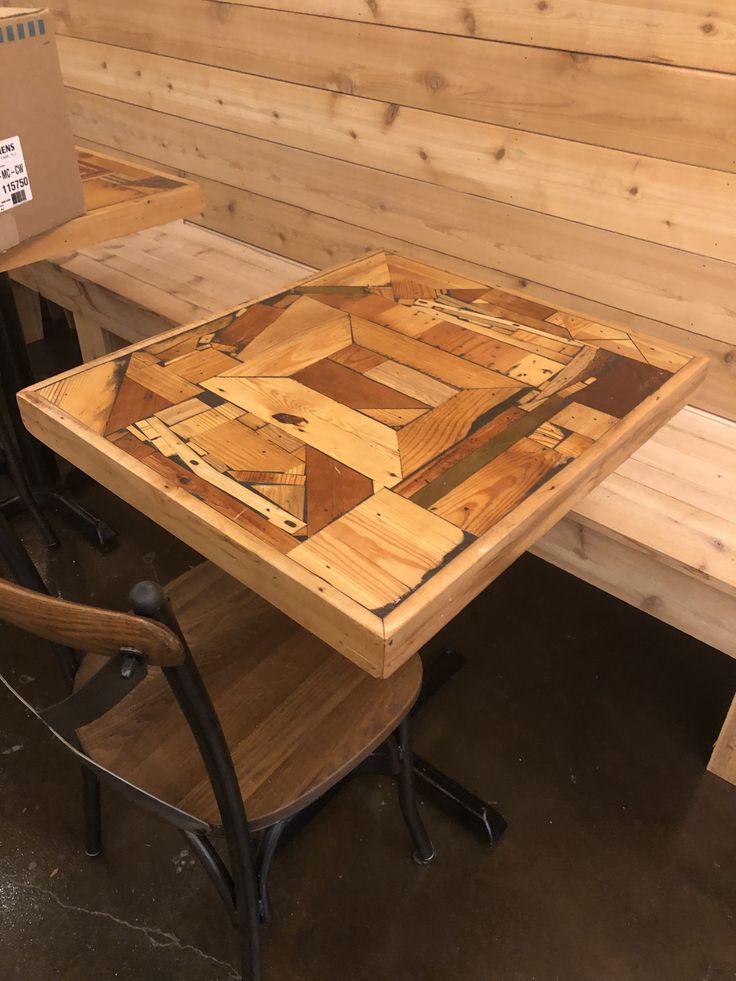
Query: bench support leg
[
  {"left": 708, "top": 692, "right": 736, "bottom": 785},
  {"left": 12, "top": 282, "right": 43, "bottom": 344},
  {"left": 69, "top": 309, "right": 118, "bottom": 363}
]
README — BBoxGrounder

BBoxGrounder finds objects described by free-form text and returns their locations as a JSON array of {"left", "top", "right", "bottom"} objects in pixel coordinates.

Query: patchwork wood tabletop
[
  {"left": 0, "top": 147, "right": 203, "bottom": 272},
  {"left": 19, "top": 252, "right": 707, "bottom": 676}
]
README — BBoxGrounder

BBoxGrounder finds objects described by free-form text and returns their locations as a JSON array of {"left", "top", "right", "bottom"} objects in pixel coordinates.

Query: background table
[
  {"left": 0, "top": 148, "right": 203, "bottom": 274},
  {"left": 18, "top": 250, "right": 706, "bottom": 676},
  {"left": 0, "top": 147, "right": 202, "bottom": 542}
]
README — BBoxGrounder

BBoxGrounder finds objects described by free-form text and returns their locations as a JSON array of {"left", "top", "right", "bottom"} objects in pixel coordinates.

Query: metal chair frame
[{"left": 0, "top": 514, "right": 434, "bottom": 981}]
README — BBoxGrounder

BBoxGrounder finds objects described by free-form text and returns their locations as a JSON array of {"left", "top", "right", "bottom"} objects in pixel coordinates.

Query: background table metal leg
[
  {"left": 0, "top": 271, "right": 116, "bottom": 546},
  {"left": 0, "top": 411, "right": 57, "bottom": 545}
]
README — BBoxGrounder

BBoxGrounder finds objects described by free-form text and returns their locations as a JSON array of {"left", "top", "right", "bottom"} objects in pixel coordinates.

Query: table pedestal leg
[
  {"left": 0, "top": 272, "right": 115, "bottom": 546},
  {"left": 411, "top": 647, "right": 508, "bottom": 846},
  {"left": 412, "top": 755, "right": 507, "bottom": 846}
]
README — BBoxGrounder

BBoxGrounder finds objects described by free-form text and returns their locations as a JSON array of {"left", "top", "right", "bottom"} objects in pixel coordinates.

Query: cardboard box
[{"left": 0, "top": 7, "right": 84, "bottom": 252}]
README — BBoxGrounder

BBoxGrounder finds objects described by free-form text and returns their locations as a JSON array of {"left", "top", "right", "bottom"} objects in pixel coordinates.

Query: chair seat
[{"left": 75, "top": 562, "right": 422, "bottom": 830}]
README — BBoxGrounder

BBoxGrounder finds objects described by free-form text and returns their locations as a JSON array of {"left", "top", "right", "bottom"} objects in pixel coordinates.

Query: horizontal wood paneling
[
  {"left": 59, "top": 37, "right": 736, "bottom": 264},
  {"left": 221, "top": 0, "right": 736, "bottom": 74},
  {"left": 16, "top": 0, "right": 736, "bottom": 420},
  {"left": 66, "top": 92, "right": 736, "bottom": 346},
  {"left": 67, "top": 136, "right": 736, "bottom": 423},
  {"left": 51, "top": 0, "right": 736, "bottom": 170}
]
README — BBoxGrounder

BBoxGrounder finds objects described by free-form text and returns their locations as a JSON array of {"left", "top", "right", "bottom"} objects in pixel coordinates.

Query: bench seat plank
[
  {"left": 570, "top": 471, "right": 735, "bottom": 598},
  {"left": 533, "top": 405, "right": 736, "bottom": 644},
  {"left": 533, "top": 513, "right": 735, "bottom": 658}
]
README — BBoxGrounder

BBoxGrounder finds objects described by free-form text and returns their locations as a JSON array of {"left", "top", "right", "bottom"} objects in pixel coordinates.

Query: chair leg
[
  {"left": 236, "top": 877, "right": 262, "bottom": 981},
  {"left": 82, "top": 767, "right": 102, "bottom": 858},
  {"left": 256, "top": 820, "right": 287, "bottom": 926},
  {"left": 396, "top": 717, "right": 435, "bottom": 865}
]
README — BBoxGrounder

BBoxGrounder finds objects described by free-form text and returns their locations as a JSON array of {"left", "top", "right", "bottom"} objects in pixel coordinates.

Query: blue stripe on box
[{"left": 0, "top": 17, "right": 44, "bottom": 43}]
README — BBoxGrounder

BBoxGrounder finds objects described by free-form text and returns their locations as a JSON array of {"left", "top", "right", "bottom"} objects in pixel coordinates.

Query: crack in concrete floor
[{"left": 5, "top": 876, "right": 240, "bottom": 980}]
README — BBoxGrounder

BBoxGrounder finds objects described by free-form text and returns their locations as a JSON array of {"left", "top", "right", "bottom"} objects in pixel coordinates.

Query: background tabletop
[
  {"left": 19, "top": 251, "right": 707, "bottom": 676},
  {"left": 0, "top": 147, "right": 203, "bottom": 273}
]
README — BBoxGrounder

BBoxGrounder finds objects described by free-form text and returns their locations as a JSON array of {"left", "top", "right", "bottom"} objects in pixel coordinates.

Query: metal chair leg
[
  {"left": 237, "top": 874, "right": 262, "bottom": 981},
  {"left": 396, "top": 717, "right": 435, "bottom": 865},
  {"left": 130, "top": 582, "right": 262, "bottom": 981},
  {"left": 0, "top": 412, "right": 57, "bottom": 546},
  {"left": 82, "top": 767, "right": 102, "bottom": 858},
  {"left": 256, "top": 820, "right": 286, "bottom": 926}
]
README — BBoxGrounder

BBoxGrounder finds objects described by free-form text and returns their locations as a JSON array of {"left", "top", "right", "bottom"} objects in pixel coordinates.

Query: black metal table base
[
  {"left": 347, "top": 649, "right": 507, "bottom": 847},
  {"left": 410, "top": 647, "right": 507, "bottom": 847},
  {"left": 412, "top": 754, "right": 507, "bottom": 846},
  {"left": 0, "top": 486, "right": 116, "bottom": 547}
]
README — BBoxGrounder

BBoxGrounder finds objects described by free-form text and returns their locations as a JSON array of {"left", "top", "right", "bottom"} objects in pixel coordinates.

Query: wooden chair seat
[{"left": 74, "top": 562, "right": 422, "bottom": 830}]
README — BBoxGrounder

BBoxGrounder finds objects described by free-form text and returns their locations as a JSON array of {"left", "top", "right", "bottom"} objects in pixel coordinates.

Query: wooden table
[
  {"left": 18, "top": 251, "right": 707, "bottom": 677},
  {"left": 0, "top": 147, "right": 202, "bottom": 273},
  {"left": 0, "top": 147, "right": 202, "bottom": 543}
]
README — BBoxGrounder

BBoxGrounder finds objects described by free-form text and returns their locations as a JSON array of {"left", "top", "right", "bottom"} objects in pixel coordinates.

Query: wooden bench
[{"left": 11, "top": 218, "right": 736, "bottom": 785}]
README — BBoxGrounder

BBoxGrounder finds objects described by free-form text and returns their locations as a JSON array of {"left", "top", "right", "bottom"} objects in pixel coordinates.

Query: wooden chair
[{"left": 0, "top": 523, "right": 433, "bottom": 981}]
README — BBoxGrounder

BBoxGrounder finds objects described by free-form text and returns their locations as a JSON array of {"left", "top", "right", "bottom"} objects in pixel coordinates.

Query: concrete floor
[{"left": 1, "top": 333, "right": 735, "bottom": 980}]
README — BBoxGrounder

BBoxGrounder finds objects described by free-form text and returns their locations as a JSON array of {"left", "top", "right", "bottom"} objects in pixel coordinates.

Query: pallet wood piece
[
  {"left": 72, "top": 308, "right": 120, "bottom": 363},
  {"left": 710, "top": 700, "right": 736, "bottom": 785},
  {"left": 19, "top": 250, "right": 707, "bottom": 678},
  {"left": 203, "top": 0, "right": 736, "bottom": 74},
  {"left": 0, "top": 147, "right": 203, "bottom": 273}
]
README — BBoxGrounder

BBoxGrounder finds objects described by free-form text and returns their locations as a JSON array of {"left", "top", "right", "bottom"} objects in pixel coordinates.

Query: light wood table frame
[{"left": 19, "top": 251, "right": 707, "bottom": 678}]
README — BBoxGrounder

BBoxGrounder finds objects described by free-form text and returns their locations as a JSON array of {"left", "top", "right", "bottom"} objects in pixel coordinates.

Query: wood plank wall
[{"left": 42, "top": 1, "right": 736, "bottom": 418}]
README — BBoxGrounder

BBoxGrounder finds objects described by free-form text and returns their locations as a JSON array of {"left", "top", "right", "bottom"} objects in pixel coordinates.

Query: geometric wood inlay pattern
[{"left": 23, "top": 251, "right": 707, "bottom": 677}]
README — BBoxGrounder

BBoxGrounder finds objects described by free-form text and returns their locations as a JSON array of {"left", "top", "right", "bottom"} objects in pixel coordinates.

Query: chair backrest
[
  {"left": 0, "top": 575, "right": 202, "bottom": 821},
  {"left": 0, "top": 566, "right": 262, "bottom": 962},
  {"left": 0, "top": 577, "right": 185, "bottom": 667},
  {"left": 0, "top": 573, "right": 245, "bottom": 837}
]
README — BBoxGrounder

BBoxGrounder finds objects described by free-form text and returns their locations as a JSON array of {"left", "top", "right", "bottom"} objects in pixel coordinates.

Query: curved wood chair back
[
  {"left": 0, "top": 571, "right": 251, "bottom": 838},
  {"left": 0, "top": 574, "right": 203, "bottom": 828},
  {"left": 0, "top": 577, "right": 184, "bottom": 667}
]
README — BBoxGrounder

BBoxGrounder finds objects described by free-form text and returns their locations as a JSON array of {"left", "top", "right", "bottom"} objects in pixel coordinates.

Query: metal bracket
[{"left": 40, "top": 650, "right": 147, "bottom": 741}]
